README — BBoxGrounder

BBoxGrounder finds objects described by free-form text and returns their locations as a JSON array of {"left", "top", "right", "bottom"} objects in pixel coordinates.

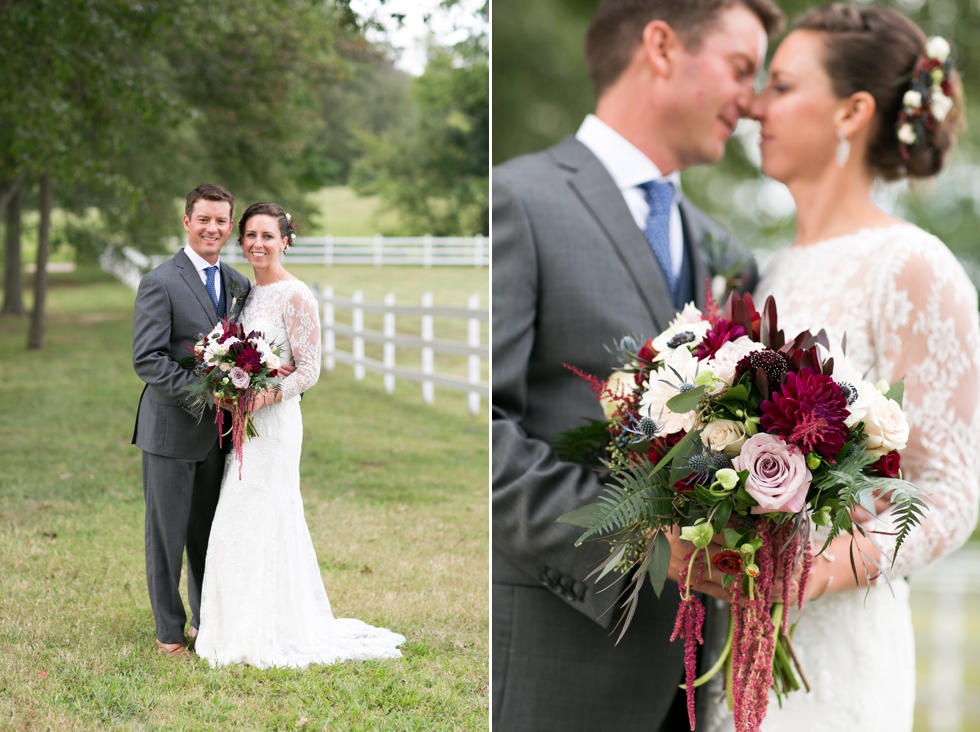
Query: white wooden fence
[
  {"left": 222, "top": 235, "right": 488, "bottom": 268},
  {"left": 318, "top": 286, "right": 489, "bottom": 415}
]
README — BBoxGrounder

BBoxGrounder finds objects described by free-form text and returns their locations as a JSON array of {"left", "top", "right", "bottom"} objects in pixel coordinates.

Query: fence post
[
  {"left": 352, "top": 289, "right": 365, "bottom": 381},
  {"left": 325, "top": 235, "right": 334, "bottom": 266},
  {"left": 474, "top": 234, "right": 484, "bottom": 269},
  {"left": 323, "top": 286, "right": 335, "bottom": 371},
  {"left": 467, "top": 293, "right": 481, "bottom": 415},
  {"left": 421, "top": 291, "right": 434, "bottom": 404},
  {"left": 383, "top": 292, "right": 396, "bottom": 394},
  {"left": 423, "top": 234, "right": 433, "bottom": 269},
  {"left": 373, "top": 234, "right": 383, "bottom": 268}
]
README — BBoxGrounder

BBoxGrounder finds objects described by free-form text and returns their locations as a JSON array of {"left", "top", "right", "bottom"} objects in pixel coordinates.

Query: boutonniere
[
  {"left": 701, "top": 231, "right": 750, "bottom": 302},
  {"left": 228, "top": 278, "right": 246, "bottom": 319}
]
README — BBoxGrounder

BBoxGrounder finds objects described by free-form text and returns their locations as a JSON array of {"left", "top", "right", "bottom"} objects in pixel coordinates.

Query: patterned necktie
[
  {"left": 204, "top": 265, "right": 219, "bottom": 314},
  {"left": 639, "top": 180, "right": 676, "bottom": 295}
]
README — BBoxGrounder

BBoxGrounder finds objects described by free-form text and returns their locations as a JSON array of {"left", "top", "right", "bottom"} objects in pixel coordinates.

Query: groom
[
  {"left": 132, "top": 183, "right": 252, "bottom": 657},
  {"left": 493, "top": 0, "right": 783, "bottom": 729}
]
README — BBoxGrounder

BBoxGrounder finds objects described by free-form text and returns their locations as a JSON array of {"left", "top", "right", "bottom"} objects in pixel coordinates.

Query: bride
[
  {"left": 708, "top": 4, "right": 980, "bottom": 730},
  {"left": 195, "top": 202, "right": 405, "bottom": 668}
]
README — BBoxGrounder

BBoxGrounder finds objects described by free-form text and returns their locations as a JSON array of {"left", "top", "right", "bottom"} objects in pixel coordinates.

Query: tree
[{"left": 352, "top": 34, "right": 489, "bottom": 235}]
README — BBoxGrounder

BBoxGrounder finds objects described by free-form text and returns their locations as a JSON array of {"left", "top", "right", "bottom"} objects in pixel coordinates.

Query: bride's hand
[
  {"left": 278, "top": 364, "right": 296, "bottom": 377},
  {"left": 665, "top": 526, "right": 735, "bottom": 604}
]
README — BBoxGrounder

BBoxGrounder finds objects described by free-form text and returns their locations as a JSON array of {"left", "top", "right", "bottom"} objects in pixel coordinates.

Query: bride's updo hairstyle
[
  {"left": 237, "top": 202, "right": 297, "bottom": 249},
  {"left": 796, "top": 3, "right": 964, "bottom": 180}
]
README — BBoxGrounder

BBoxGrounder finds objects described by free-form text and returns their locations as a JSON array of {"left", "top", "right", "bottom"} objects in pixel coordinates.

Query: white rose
[
  {"left": 265, "top": 352, "right": 281, "bottom": 370},
  {"left": 600, "top": 370, "right": 635, "bottom": 420},
  {"left": 861, "top": 392, "right": 909, "bottom": 456},
  {"left": 903, "top": 90, "right": 922, "bottom": 109},
  {"left": 930, "top": 88, "right": 953, "bottom": 123},
  {"left": 925, "top": 37, "right": 951, "bottom": 63},
  {"left": 701, "top": 419, "right": 747, "bottom": 457},
  {"left": 219, "top": 361, "right": 233, "bottom": 372},
  {"left": 639, "top": 348, "right": 701, "bottom": 435},
  {"left": 706, "top": 336, "right": 766, "bottom": 386},
  {"left": 897, "top": 123, "right": 917, "bottom": 145}
]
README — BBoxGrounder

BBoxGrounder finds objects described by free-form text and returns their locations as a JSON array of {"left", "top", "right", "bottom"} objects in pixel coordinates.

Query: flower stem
[{"left": 685, "top": 549, "right": 700, "bottom": 600}]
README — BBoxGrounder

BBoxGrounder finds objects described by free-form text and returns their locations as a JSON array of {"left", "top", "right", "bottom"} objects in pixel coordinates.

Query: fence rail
[
  {"left": 222, "top": 234, "right": 487, "bottom": 268},
  {"left": 320, "top": 287, "right": 488, "bottom": 415}
]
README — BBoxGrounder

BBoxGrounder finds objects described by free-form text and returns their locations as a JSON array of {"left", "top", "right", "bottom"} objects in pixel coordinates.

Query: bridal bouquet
[
  {"left": 185, "top": 319, "right": 282, "bottom": 477},
  {"left": 556, "top": 292, "right": 925, "bottom": 732}
]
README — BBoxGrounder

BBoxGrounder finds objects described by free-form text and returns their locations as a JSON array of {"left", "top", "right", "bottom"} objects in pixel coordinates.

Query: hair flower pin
[{"left": 895, "top": 36, "right": 955, "bottom": 159}]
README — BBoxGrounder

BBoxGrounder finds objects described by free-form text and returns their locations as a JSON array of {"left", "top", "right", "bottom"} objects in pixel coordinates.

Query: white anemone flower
[{"left": 930, "top": 88, "right": 953, "bottom": 123}]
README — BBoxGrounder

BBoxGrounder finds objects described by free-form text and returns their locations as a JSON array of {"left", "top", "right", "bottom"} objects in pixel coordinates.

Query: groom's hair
[
  {"left": 185, "top": 183, "right": 235, "bottom": 218},
  {"left": 585, "top": 0, "right": 784, "bottom": 96}
]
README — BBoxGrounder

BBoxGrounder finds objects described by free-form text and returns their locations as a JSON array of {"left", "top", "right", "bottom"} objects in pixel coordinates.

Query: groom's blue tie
[
  {"left": 639, "top": 180, "right": 677, "bottom": 296},
  {"left": 204, "top": 265, "right": 220, "bottom": 314}
]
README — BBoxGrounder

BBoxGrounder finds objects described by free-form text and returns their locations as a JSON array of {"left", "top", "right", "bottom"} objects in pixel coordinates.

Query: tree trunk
[
  {"left": 1, "top": 186, "right": 25, "bottom": 315},
  {"left": 27, "top": 175, "right": 52, "bottom": 350},
  {"left": 0, "top": 168, "right": 28, "bottom": 214}
]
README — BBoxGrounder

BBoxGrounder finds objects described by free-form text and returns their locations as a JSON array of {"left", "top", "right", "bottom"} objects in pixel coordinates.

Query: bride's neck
[
  {"left": 253, "top": 263, "right": 291, "bottom": 286},
  {"left": 786, "top": 168, "right": 895, "bottom": 246}
]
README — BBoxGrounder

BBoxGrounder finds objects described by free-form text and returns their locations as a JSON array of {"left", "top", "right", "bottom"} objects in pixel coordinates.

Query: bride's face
[
  {"left": 242, "top": 214, "right": 288, "bottom": 271},
  {"left": 751, "top": 30, "right": 843, "bottom": 184}
]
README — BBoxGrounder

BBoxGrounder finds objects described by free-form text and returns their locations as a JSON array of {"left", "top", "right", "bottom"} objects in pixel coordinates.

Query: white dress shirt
[
  {"left": 184, "top": 243, "right": 221, "bottom": 301},
  {"left": 575, "top": 114, "right": 684, "bottom": 281}
]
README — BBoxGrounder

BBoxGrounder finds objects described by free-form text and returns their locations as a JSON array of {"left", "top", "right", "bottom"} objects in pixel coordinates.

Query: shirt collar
[
  {"left": 183, "top": 242, "right": 219, "bottom": 272},
  {"left": 575, "top": 114, "right": 682, "bottom": 196}
]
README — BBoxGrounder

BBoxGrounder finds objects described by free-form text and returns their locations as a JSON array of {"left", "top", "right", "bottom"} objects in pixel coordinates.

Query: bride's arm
[
  {"left": 257, "top": 284, "right": 321, "bottom": 407},
  {"left": 871, "top": 240, "right": 980, "bottom": 578}
]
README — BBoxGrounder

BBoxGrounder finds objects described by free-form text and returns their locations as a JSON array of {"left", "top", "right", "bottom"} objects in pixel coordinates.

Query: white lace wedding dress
[
  {"left": 195, "top": 279, "right": 405, "bottom": 668},
  {"left": 708, "top": 225, "right": 980, "bottom": 731}
]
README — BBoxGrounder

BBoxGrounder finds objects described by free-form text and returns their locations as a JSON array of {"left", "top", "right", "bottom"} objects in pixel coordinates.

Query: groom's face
[
  {"left": 183, "top": 199, "right": 235, "bottom": 264},
  {"left": 663, "top": 5, "right": 767, "bottom": 167}
]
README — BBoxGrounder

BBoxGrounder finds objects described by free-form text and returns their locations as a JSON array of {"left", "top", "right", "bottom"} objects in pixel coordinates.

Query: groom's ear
[
  {"left": 641, "top": 20, "right": 681, "bottom": 79},
  {"left": 835, "top": 91, "right": 876, "bottom": 138}
]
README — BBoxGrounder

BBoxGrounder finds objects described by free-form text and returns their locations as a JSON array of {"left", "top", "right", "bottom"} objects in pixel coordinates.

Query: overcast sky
[{"left": 349, "top": 0, "right": 486, "bottom": 75}]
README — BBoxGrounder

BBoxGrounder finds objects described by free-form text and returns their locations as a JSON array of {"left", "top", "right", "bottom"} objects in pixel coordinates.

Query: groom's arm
[
  {"left": 491, "top": 176, "right": 632, "bottom": 629},
  {"left": 133, "top": 271, "right": 198, "bottom": 415}
]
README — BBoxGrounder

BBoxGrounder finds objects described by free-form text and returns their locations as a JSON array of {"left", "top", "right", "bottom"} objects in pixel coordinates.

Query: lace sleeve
[
  {"left": 280, "top": 282, "right": 322, "bottom": 401},
  {"left": 873, "top": 235, "right": 980, "bottom": 577}
]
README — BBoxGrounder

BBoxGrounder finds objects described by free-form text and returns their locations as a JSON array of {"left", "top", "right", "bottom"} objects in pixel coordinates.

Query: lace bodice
[
  {"left": 757, "top": 224, "right": 980, "bottom": 577},
  {"left": 242, "top": 279, "right": 321, "bottom": 402}
]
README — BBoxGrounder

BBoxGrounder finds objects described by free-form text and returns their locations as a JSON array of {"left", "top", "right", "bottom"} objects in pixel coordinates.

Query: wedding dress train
[
  {"left": 708, "top": 225, "right": 980, "bottom": 731},
  {"left": 196, "top": 279, "right": 405, "bottom": 668}
]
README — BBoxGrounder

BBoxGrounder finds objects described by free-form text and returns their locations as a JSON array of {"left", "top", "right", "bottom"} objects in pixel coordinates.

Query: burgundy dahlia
[
  {"left": 236, "top": 347, "right": 263, "bottom": 374},
  {"left": 694, "top": 319, "right": 747, "bottom": 361},
  {"left": 760, "top": 368, "right": 850, "bottom": 461}
]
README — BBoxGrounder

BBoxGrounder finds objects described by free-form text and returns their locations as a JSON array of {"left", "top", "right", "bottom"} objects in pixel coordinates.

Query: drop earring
[{"left": 836, "top": 129, "right": 850, "bottom": 167}]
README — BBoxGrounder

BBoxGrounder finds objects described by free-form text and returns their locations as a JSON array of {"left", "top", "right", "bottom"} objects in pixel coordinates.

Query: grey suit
[
  {"left": 492, "top": 137, "right": 758, "bottom": 731},
  {"left": 132, "top": 248, "right": 250, "bottom": 644}
]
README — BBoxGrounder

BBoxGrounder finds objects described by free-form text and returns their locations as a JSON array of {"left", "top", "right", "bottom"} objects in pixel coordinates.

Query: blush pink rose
[
  {"left": 229, "top": 366, "right": 251, "bottom": 390},
  {"left": 733, "top": 433, "right": 812, "bottom": 514}
]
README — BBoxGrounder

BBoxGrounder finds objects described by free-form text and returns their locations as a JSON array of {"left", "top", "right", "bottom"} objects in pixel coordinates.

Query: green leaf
[
  {"left": 556, "top": 503, "right": 603, "bottom": 529},
  {"left": 713, "top": 500, "right": 732, "bottom": 534},
  {"left": 596, "top": 545, "right": 627, "bottom": 583},
  {"left": 723, "top": 527, "right": 746, "bottom": 548},
  {"left": 694, "top": 484, "right": 723, "bottom": 506},
  {"left": 886, "top": 380, "right": 905, "bottom": 408},
  {"left": 666, "top": 385, "right": 706, "bottom": 414},
  {"left": 718, "top": 384, "right": 748, "bottom": 403},
  {"left": 549, "top": 420, "right": 609, "bottom": 465},
  {"left": 648, "top": 531, "right": 671, "bottom": 598}
]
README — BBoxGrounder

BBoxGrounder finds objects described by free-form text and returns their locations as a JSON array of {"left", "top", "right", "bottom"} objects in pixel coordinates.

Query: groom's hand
[{"left": 665, "top": 526, "right": 734, "bottom": 603}]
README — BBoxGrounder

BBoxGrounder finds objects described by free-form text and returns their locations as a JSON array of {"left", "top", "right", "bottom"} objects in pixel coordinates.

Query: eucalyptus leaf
[
  {"left": 886, "top": 380, "right": 905, "bottom": 408},
  {"left": 666, "top": 385, "right": 706, "bottom": 414},
  {"left": 596, "top": 545, "right": 627, "bottom": 583},
  {"left": 557, "top": 503, "right": 603, "bottom": 530},
  {"left": 648, "top": 531, "right": 671, "bottom": 598}
]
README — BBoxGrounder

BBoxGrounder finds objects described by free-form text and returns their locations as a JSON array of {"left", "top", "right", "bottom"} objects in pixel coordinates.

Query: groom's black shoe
[{"left": 185, "top": 626, "right": 198, "bottom": 650}]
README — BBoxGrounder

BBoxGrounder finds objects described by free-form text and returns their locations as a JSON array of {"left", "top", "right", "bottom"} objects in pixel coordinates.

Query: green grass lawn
[
  {"left": 0, "top": 268, "right": 489, "bottom": 730},
  {"left": 304, "top": 187, "right": 402, "bottom": 237}
]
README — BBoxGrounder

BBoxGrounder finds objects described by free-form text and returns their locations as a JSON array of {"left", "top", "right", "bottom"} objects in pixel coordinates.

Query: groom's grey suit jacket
[
  {"left": 132, "top": 248, "right": 251, "bottom": 458},
  {"left": 492, "top": 136, "right": 758, "bottom": 731}
]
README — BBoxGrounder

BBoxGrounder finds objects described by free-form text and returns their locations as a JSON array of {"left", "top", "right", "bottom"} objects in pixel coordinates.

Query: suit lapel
[
  {"left": 220, "top": 262, "right": 242, "bottom": 321},
  {"left": 679, "top": 198, "right": 709, "bottom": 308},
  {"left": 553, "top": 137, "right": 674, "bottom": 332},
  {"left": 175, "top": 249, "right": 219, "bottom": 326}
]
